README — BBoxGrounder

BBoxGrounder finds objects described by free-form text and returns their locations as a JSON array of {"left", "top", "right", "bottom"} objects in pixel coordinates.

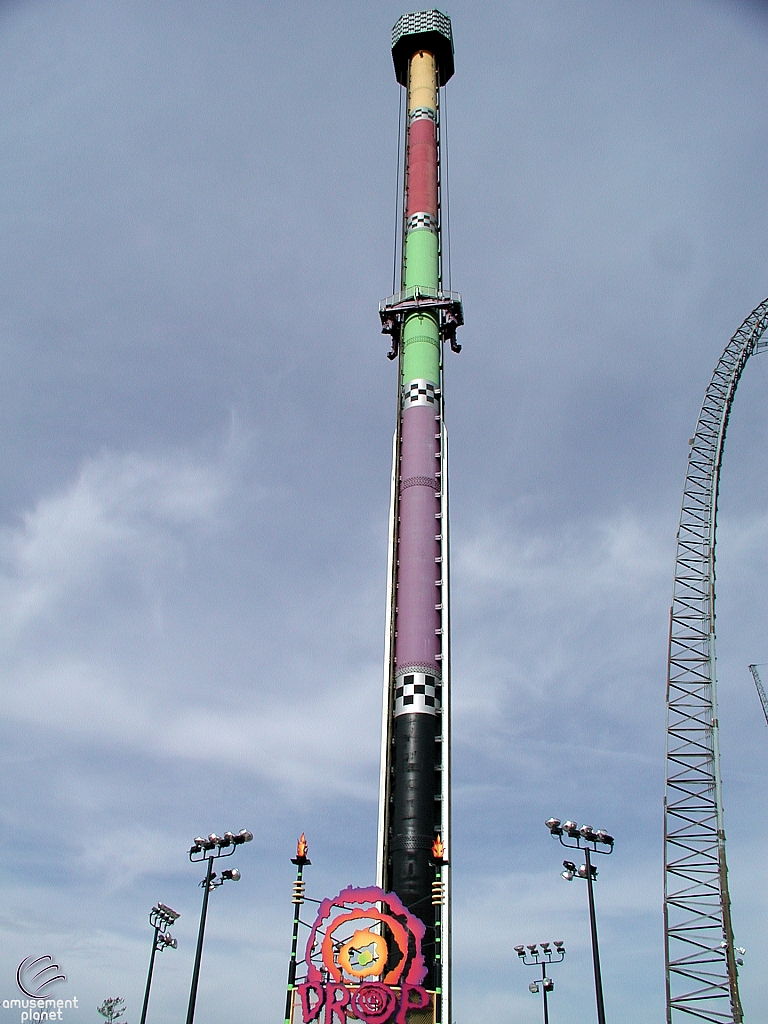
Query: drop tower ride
[{"left": 376, "top": 9, "right": 463, "bottom": 1017}]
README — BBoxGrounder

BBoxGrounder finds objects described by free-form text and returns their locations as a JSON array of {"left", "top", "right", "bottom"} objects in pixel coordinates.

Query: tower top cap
[{"left": 391, "top": 10, "right": 454, "bottom": 87}]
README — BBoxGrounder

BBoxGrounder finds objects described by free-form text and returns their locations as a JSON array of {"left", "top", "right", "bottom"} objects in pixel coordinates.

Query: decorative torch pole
[
  {"left": 284, "top": 834, "right": 310, "bottom": 1024},
  {"left": 431, "top": 835, "right": 447, "bottom": 1024}
]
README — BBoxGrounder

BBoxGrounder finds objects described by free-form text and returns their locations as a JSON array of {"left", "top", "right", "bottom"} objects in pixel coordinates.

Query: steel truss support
[{"left": 665, "top": 297, "right": 768, "bottom": 1023}]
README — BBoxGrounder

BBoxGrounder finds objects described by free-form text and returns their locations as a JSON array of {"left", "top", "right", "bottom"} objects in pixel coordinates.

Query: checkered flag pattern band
[
  {"left": 394, "top": 670, "right": 442, "bottom": 717},
  {"left": 402, "top": 378, "right": 439, "bottom": 408},
  {"left": 391, "top": 9, "right": 453, "bottom": 51},
  {"left": 408, "top": 106, "right": 437, "bottom": 124},
  {"left": 406, "top": 212, "right": 439, "bottom": 234}
]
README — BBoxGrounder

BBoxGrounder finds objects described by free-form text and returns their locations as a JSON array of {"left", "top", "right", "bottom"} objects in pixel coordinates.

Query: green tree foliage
[{"left": 97, "top": 998, "right": 127, "bottom": 1024}]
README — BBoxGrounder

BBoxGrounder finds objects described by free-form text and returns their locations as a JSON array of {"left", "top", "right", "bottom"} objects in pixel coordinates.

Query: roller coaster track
[
  {"left": 665, "top": 297, "right": 768, "bottom": 1023},
  {"left": 747, "top": 664, "right": 768, "bottom": 727}
]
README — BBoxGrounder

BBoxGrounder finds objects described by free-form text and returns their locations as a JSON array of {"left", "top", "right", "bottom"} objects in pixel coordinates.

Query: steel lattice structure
[
  {"left": 747, "top": 664, "right": 768, "bottom": 727},
  {"left": 665, "top": 297, "right": 768, "bottom": 1024}
]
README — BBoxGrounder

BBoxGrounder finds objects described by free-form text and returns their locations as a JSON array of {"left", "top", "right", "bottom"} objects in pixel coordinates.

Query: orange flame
[
  {"left": 297, "top": 833, "right": 308, "bottom": 859},
  {"left": 432, "top": 834, "right": 444, "bottom": 860}
]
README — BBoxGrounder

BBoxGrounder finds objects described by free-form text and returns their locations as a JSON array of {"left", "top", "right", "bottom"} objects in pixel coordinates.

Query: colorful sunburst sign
[{"left": 298, "top": 886, "right": 430, "bottom": 1024}]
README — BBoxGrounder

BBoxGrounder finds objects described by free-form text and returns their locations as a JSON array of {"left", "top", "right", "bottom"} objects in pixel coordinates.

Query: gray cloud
[{"left": 1, "top": 0, "right": 768, "bottom": 1021}]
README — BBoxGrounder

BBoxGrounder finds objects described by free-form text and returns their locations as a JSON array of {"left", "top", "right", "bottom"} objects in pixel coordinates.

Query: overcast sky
[{"left": 1, "top": 1, "right": 768, "bottom": 1021}]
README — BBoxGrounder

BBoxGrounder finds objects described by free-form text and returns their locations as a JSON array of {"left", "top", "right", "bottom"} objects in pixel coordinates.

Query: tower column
[
  {"left": 377, "top": 9, "right": 461, "bottom": 1008},
  {"left": 391, "top": 44, "right": 442, "bottom": 954}
]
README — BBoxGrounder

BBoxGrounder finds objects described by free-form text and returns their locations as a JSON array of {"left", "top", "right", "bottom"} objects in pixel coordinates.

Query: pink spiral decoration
[{"left": 350, "top": 983, "right": 397, "bottom": 1024}]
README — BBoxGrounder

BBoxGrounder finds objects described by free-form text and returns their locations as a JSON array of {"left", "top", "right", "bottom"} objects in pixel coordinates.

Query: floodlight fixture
[
  {"left": 140, "top": 903, "right": 180, "bottom": 1024},
  {"left": 150, "top": 904, "right": 174, "bottom": 929},
  {"left": 516, "top": 938, "right": 565, "bottom": 1023},
  {"left": 546, "top": 815, "right": 613, "bottom": 1024},
  {"left": 156, "top": 903, "right": 180, "bottom": 923},
  {"left": 186, "top": 828, "right": 252, "bottom": 1024}
]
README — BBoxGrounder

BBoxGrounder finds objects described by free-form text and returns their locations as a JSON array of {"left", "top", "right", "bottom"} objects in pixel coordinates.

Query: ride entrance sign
[{"left": 295, "top": 886, "right": 434, "bottom": 1024}]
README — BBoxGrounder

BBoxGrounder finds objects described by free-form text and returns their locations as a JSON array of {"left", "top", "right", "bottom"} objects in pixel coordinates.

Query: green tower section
[{"left": 401, "top": 227, "right": 440, "bottom": 386}]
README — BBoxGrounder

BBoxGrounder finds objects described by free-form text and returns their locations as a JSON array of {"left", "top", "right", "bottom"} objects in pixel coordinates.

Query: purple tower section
[{"left": 395, "top": 404, "right": 442, "bottom": 673}]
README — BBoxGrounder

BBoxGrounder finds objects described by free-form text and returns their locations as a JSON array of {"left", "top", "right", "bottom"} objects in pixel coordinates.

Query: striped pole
[
  {"left": 431, "top": 838, "right": 447, "bottom": 1024},
  {"left": 283, "top": 835, "right": 310, "bottom": 1024}
]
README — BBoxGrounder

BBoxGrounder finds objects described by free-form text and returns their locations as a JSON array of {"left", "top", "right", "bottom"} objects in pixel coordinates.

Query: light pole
[
  {"left": 185, "top": 829, "right": 253, "bottom": 1024},
  {"left": 514, "top": 942, "right": 565, "bottom": 1024},
  {"left": 139, "top": 903, "right": 179, "bottom": 1024},
  {"left": 545, "top": 818, "right": 613, "bottom": 1024}
]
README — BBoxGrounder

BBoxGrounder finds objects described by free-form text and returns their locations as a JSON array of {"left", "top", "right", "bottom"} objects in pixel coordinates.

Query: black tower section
[{"left": 391, "top": 714, "right": 438, "bottom": 930}]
